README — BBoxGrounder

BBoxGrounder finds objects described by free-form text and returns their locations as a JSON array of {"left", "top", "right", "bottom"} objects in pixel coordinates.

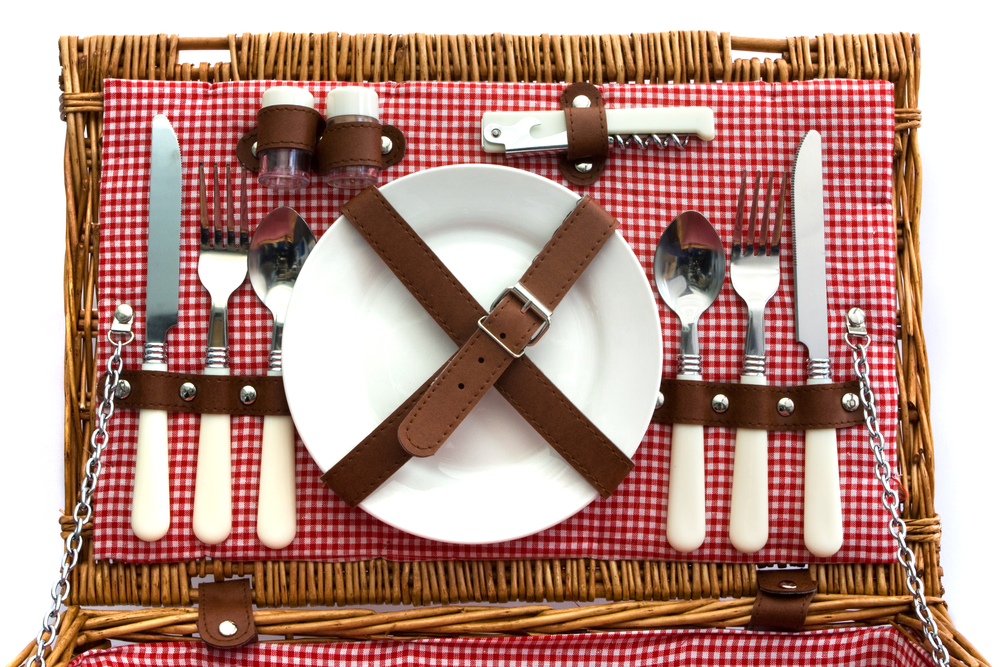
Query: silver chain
[
  {"left": 843, "top": 307, "right": 949, "bottom": 667},
  {"left": 26, "top": 305, "right": 134, "bottom": 667}
]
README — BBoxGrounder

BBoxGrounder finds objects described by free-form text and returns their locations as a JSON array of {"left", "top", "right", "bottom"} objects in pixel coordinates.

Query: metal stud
[
  {"left": 777, "top": 397, "right": 795, "bottom": 417},
  {"left": 575, "top": 162, "right": 593, "bottom": 173},
  {"left": 250, "top": 141, "right": 258, "bottom": 158},
  {"left": 240, "top": 385, "right": 258, "bottom": 405},
  {"left": 572, "top": 94, "right": 591, "bottom": 108},
  {"left": 778, "top": 580, "right": 798, "bottom": 590},
  {"left": 218, "top": 620, "right": 238, "bottom": 637},
  {"left": 655, "top": 392, "right": 665, "bottom": 409},
  {"left": 711, "top": 394, "right": 730, "bottom": 413},
  {"left": 114, "top": 303, "right": 134, "bottom": 324},
  {"left": 381, "top": 135, "right": 393, "bottom": 155},
  {"left": 115, "top": 379, "right": 132, "bottom": 399},
  {"left": 179, "top": 382, "right": 197, "bottom": 402},
  {"left": 842, "top": 392, "right": 860, "bottom": 412}
]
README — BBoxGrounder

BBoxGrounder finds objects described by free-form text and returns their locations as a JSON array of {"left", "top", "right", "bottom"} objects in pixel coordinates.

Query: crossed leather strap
[{"left": 322, "top": 187, "right": 635, "bottom": 506}]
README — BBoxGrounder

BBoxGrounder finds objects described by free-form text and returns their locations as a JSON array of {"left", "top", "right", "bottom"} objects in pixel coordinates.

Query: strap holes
[
  {"left": 478, "top": 357, "right": 485, "bottom": 363},
  {"left": 499, "top": 332, "right": 506, "bottom": 339},
  {"left": 458, "top": 383, "right": 465, "bottom": 390}
]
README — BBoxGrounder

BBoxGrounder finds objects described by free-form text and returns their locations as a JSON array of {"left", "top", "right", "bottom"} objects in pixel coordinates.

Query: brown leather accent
[
  {"left": 197, "top": 579, "right": 257, "bottom": 649},
  {"left": 748, "top": 567, "right": 817, "bottom": 632},
  {"left": 236, "top": 128, "right": 260, "bottom": 172},
  {"left": 380, "top": 124, "right": 407, "bottom": 168},
  {"left": 558, "top": 83, "right": 607, "bottom": 187},
  {"left": 652, "top": 378, "right": 865, "bottom": 430},
  {"left": 316, "top": 120, "right": 384, "bottom": 172},
  {"left": 106, "top": 370, "right": 289, "bottom": 416},
  {"left": 399, "top": 197, "right": 618, "bottom": 457},
  {"left": 256, "top": 104, "right": 325, "bottom": 154},
  {"left": 322, "top": 188, "right": 634, "bottom": 505}
]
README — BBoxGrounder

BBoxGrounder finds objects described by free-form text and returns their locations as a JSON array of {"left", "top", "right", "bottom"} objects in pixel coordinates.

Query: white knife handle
[
  {"left": 666, "top": 374, "right": 705, "bottom": 553},
  {"left": 132, "top": 361, "right": 171, "bottom": 542},
  {"left": 193, "top": 366, "right": 232, "bottom": 545},
  {"left": 729, "top": 374, "right": 769, "bottom": 553},
  {"left": 257, "top": 370, "right": 297, "bottom": 549},
  {"left": 803, "top": 376, "right": 843, "bottom": 557}
]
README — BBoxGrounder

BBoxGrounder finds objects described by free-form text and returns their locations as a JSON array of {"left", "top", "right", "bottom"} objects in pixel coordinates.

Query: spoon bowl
[
  {"left": 248, "top": 206, "right": 316, "bottom": 550},
  {"left": 653, "top": 210, "right": 724, "bottom": 554}
]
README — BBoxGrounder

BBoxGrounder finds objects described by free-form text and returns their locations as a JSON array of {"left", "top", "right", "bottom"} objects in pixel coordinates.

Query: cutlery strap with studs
[
  {"left": 321, "top": 187, "right": 634, "bottom": 507},
  {"left": 398, "top": 196, "right": 617, "bottom": 458}
]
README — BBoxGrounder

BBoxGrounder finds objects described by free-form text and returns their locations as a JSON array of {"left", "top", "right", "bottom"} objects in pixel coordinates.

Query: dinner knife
[
  {"left": 131, "top": 114, "right": 182, "bottom": 542},
  {"left": 792, "top": 130, "right": 843, "bottom": 557}
]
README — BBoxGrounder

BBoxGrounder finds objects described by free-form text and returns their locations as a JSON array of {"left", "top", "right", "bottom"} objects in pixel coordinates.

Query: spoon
[
  {"left": 653, "top": 210, "right": 725, "bottom": 553},
  {"left": 248, "top": 206, "right": 316, "bottom": 550}
]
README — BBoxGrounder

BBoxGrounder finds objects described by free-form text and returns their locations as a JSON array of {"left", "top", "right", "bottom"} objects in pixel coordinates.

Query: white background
[{"left": 1, "top": 1, "right": 996, "bottom": 663}]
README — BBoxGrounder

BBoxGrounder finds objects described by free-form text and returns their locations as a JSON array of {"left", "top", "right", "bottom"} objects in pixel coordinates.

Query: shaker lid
[
  {"left": 326, "top": 87, "right": 380, "bottom": 120},
  {"left": 262, "top": 87, "right": 315, "bottom": 108}
]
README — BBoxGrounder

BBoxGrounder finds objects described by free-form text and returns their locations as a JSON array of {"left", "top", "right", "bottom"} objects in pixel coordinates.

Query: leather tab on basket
[
  {"left": 398, "top": 196, "right": 618, "bottom": 457},
  {"left": 197, "top": 579, "right": 257, "bottom": 649},
  {"left": 322, "top": 188, "right": 634, "bottom": 505},
  {"left": 748, "top": 567, "right": 817, "bottom": 632},
  {"left": 653, "top": 378, "right": 864, "bottom": 430},
  {"left": 105, "top": 370, "right": 289, "bottom": 416},
  {"left": 558, "top": 83, "right": 608, "bottom": 187}
]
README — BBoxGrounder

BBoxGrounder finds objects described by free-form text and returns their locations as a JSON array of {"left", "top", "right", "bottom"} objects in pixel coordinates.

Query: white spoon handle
[
  {"left": 729, "top": 374, "right": 769, "bottom": 553},
  {"left": 666, "top": 374, "right": 705, "bottom": 553},
  {"left": 257, "top": 370, "right": 297, "bottom": 549},
  {"left": 132, "top": 361, "right": 171, "bottom": 542},
  {"left": 803, "top": 376, "right": 843, "bottom": 557},
  {"left": 193, "top": 366, "right": 232, "bottom": 545}
]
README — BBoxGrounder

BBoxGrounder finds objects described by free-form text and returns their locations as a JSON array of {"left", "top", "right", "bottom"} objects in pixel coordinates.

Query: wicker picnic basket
[{"left": 14, "top": 30, "right": 989, "bottom": 667}]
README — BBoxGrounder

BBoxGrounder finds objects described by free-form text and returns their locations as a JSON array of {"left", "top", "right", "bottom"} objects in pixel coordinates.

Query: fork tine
[
  {"left": 239, "top": 168, "right": 249, "bottom": 248},
  {"left": 746, "top": 170, "right": 762, "bottom": 251},
  {"left": 226, "top": 164, "right": 236, "bottom": 249},
  {"left": 213, "top": 164, "right": 223, "bottom": 248},
  {"left": 733, "top": 168, "right": 747, "bottom": 252},
  {"left": 199, "top": 162, "right": 210, "bottom": 248},
  {"left": 770, "top": 171, "right": 788, "bottom": 251},
  {"left": 760, "top": 172, "right": 774, "bottom": 253}
]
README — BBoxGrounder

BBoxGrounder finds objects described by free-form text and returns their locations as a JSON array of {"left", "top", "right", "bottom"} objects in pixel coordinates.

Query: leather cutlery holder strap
[
  {"left": 106, "top": 370, "right": 290, "bottom": 416},
  {"left": 653, "top": 378, "right": 865, "bottom": 430}
]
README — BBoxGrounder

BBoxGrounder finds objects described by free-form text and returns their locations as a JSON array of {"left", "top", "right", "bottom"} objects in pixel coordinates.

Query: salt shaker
[
  {"left": 321, "top": 87, "right": 381, "bottom": 189},
  {"left": 257, "top": 87, "right": 316, "bottom": 191}
]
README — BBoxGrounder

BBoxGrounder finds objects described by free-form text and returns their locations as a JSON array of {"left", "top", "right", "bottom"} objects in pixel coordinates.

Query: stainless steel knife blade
[
  {"left": 792, "top": 129, "right": 843, "bottom": 558},
  {"left": 132, "top": 114, "right": 182, "bottom": 543}
]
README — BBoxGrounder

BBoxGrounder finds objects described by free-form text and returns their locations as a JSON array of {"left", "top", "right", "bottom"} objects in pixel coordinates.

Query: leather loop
[
  {"left": 399, "top": 196, "right": 618, "bottom": 457},
  {"left": 236, "top": 128, "right": 259, "bottom": 172},
  {"left": 197, "top": 579, "right": 257, "bottom": 649},
  {"left": 316, "top": 120, "right": 384, "bottom": 172},
  {"left": 558, "top": 83, "right": 608, "bottom": 187},
  {"left": 653, "top": 378, "right": 865, "bottom": 430},
  {"left": 104, "top": 370, "right": 289, "bottom": 416},
  {"left": 322, "top": 188, "right": 634, "bottom": 505},
  {"left": 380, "top": 124, "right": 407, "bottom": 168},
  {"left": 256, "top": 104, "right": 325, "bottom": 154},
  {"left": 748, "top": 567, "right": 817, "bottom": 632}
]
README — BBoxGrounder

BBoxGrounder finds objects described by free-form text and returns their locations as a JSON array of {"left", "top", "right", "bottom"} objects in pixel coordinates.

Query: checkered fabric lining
[
  {"left": 67, "top": 627, "right": 933, "bottom": 667},
  {"left": 95, "top": 78, "right": 898, "bottom": 564}
]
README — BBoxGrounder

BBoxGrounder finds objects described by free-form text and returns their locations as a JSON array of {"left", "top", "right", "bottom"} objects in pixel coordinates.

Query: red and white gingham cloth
[
  {"left": 68, "top": 627, "right": 933, "bottom": 667},
  {"left": 95, "top": 78, "right": 898, "bottom": 564}
]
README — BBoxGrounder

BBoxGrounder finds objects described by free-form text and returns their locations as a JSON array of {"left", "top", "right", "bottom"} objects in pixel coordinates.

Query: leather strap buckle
[{"left": 477, "top": 282, "right": 553, "bottom": 358}]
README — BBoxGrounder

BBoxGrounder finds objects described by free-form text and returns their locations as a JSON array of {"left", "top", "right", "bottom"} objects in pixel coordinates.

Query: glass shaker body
[
  {"left": 258, "top": 87, "right": 315, "bottom": 191},
  {"left": 322, "top": 88, "right": 381, "bottom": 190}
]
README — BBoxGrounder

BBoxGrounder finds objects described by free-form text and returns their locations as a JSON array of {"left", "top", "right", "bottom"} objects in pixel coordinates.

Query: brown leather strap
[
  {"left": 197, "top": 579, "right": 257, "bottom": 648},
  {"left": 256, "top": 104, "right": 325, "bottom": 154},
  {"left": 748, "top": 567, "right": 817, "bottom": 632},
  {"left": 316, "top": 120, "right": 384, "bottom": 171},
  {"left": 322, "top": 188, "right": 634, "bottom": 506},
  {"left": 106, "top": 370, "right": 289, "bottom": 416},
  {"left": 399, "top": 197, "right": 617, "bottom": 457},
  {"left": 653, "top": 378, "right": 864, "bottom": 430},
  {"left": 558, "top": 83, "right": 608, "bottom": 187}
]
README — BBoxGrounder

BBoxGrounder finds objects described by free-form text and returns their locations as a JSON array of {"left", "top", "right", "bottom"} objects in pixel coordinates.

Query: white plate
[{"left": 283, "top": 164, "right": 662, "bottom": 544}]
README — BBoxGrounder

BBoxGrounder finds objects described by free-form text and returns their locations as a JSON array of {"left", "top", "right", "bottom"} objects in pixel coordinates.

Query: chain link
[
  {"left": 26, "top": 307, "right": 134, "bottom": 667},
  {"left": 843, "top": 308, "right": 949, "bottom": 667}
]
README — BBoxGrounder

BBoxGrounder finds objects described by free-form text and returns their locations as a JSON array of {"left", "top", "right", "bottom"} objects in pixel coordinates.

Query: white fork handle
[
  {"left": 193, "top": 366, "right": 232, "bottom": 545},
  {"left": 729, "top": 374, "right": 769, "bottom": 553},
  {"left": 803, "top": 376, "right": 843, "bottom": 557},
  {"left": 257, "top": 369, "right": 297, "bottom": 550},
  {"left": 666, "top": 374, "right": 705, "bottom": 553},
  {"left": 132, "top": 360, "right": 171, "bottom": 542}
]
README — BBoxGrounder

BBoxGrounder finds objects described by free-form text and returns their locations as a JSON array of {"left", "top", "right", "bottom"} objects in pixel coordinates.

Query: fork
[
  {"left": 192, "top": 163, "right": 248, "bottom": 545},
  {"left": 728, "top": 169, "right": 786, "bottom": 554}
]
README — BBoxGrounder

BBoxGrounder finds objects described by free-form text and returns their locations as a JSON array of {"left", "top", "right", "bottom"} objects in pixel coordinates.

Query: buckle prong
[{"left": 477, "top": 282, "right": 553, "bottom": 358}]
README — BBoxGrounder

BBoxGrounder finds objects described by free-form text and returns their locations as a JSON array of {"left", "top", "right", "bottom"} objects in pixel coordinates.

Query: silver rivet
[
  {"left": 847, "top": 307, "right": 866, "bottom": 327},
  {"left": 114, "top": 303, "right": 134, "bottom": 324},
  {"left": 381, "top": 135, "right": 393, "bottom": 155},
  {"left": 251, "top": 141, "right": 258, "bottom": 157},
  {"left": 655, "top": 392, "right": 664, "bottom": 409},
  {"left": 778, "top": 580, "right": 798, "bottom": 590},
  {"left": 490, "top": 127, "right": 502, "bottom": 138},
  {"left": 711, "top": 394, "right": 730, "bottom": 413},
  {"left": 240, "top": 385, "right": 258, "bottom": 405},
  {"left": 842, "top": 393, "right": 860, "bottom": 412},
  {"left": 572, "top": 94, "right": 591, "bottom": 108},
  {"left": 777, "top": 397, "right": 795, "bottom": 417},
  {"left": 575, "top": 162, "right": 593, "bottom": 173},
  {"left": 115, "top": 379, "right": 132, "bottom": 399},
  {"left": 179, "top": 382, "right": 197, "bottom": 402},
  {"left": 218, "top": 620, "right": 238, "bottom": 637}
]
